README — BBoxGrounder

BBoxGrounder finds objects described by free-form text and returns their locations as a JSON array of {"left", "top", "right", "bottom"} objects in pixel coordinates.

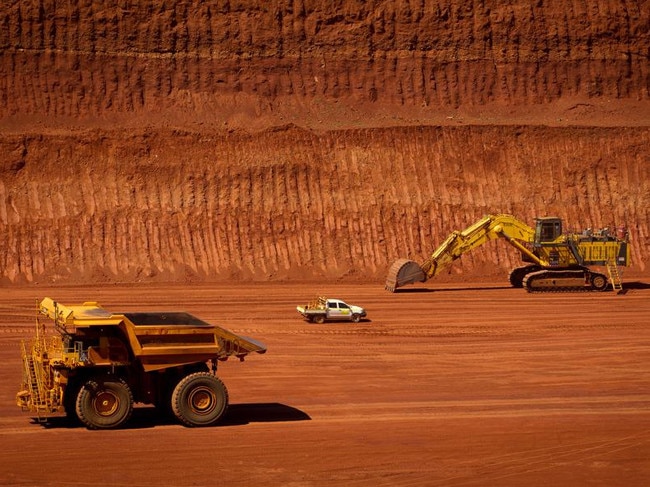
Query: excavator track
[
  {"left": 508, "top": 265, "right": 542, "bottom": 288},
  {"left": 522, "top": 269, "right": 609, "bottom": 293}
]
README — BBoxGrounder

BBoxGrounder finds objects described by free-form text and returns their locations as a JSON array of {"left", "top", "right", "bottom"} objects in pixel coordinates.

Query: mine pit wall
[
  {"left": 2, "top": 1, "right": 649, "bottom": 116},
  {"left": 0, "top": 125, "right": 648, "bottom": 285},
  {"left": 1, "top": 1, "right": 649, "bottom": 285}
]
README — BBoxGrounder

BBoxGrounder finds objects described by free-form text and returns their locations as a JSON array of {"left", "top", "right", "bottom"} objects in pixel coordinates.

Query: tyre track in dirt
[{"left": 2, "top": 283, "right": 650, "bottom": 486}]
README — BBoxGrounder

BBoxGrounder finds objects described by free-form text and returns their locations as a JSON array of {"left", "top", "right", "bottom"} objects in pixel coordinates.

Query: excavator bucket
[{"left": 385, "top": 258, "right": 426, "bottom": 292}]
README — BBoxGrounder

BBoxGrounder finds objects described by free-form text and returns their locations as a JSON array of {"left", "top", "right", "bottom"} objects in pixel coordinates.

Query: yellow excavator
[{"left": 385, "top": 214, "right": 630, "bottom": 293}]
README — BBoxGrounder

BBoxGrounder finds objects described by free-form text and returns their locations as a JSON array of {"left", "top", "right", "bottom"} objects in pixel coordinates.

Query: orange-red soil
[
  {"left": 1, "top": 282, "right": 650, "bottom": 486},
  {"left": 1, "top": 2, "right": 649, "bottom": 485}
]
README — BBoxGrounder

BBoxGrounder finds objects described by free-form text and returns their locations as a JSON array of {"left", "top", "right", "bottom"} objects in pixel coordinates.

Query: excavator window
[
  {"left": 541, "top": 225, "right": 554, "bottom": 241},
  {"left": 536, "top": 219, "right": 562, "bottom": 243}
]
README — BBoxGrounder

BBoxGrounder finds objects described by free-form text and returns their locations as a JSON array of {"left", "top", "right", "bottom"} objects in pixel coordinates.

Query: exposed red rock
[
  {"left": 1, "top": 1, "right": 649, "bottom": 284},
  {"left": 2, "top": 4, "right": 650, "bottom": 486}
]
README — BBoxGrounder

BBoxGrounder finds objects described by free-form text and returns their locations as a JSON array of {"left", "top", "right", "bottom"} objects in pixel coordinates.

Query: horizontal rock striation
[
  {"left": 1, "top": 1, "right": 648, "bottom": 121},
  {"left": 0, "top": 1, "right": 648, "bottom": 284}
]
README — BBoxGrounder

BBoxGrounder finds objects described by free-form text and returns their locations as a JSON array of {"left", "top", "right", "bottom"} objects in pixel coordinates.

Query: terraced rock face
[{"left": 0, "top": 1, "right": 648, "bottom": 284}]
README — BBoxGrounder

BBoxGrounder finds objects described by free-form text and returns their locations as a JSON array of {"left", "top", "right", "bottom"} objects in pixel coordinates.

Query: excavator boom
[{"left": 386, "top": 214, "right": 539, "bottom": 291}]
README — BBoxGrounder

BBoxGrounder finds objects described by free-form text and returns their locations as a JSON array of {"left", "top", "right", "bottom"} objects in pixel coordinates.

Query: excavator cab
[{"left": 534, "top": 217, "right": 563, "bottom": 244}]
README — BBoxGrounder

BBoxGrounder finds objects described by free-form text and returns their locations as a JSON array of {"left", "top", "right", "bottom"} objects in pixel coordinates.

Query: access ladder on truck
[{"left": 19, "top": 342, "right": 50, "bottom": 421}]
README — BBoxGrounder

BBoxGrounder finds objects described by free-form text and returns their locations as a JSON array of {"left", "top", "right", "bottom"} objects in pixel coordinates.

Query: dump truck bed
[{"left": 39, "top": 298, "right": 266, "bottom": 371}]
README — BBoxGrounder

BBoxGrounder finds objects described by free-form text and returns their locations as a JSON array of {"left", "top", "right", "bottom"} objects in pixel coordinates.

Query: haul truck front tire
[
  {"left": 171, "top": 372, "right": 229, "bottom": 427},
  {"left": 75, "top": 377, "right": 134, "bottom": 429}
]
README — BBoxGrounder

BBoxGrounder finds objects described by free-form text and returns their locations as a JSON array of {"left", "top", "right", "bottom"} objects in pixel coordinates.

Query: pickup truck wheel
[
  {"left": 76, "top": 377, "right": 134, "bottom": 430},
  {"left": 351, "top": 314, "right": 361, "bottom": 323},
  {"left": 172, "top": 373, "right": 229, "bottom": 427},
  {"left": 313, "top": 314, "right": 325, "bottom": 324}
]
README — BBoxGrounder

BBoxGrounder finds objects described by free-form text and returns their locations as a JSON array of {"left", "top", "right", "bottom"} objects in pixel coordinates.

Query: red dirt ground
[
  {"left": 1, "top": 281, "right": 650, "bottom": 486},
  {"left": 1, "top": 2, "right": 650, "bottom": 485}
]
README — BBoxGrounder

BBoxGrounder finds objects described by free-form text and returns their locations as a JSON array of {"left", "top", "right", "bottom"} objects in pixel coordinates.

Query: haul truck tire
[
  {"left": 171, "top": 372, "right": 229, "bottom": 427},
  {"left": 75, "top": 377, "right": 134, "bottom": 429}
]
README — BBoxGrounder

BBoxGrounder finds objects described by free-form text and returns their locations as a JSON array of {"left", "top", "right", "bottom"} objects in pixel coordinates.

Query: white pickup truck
[{"left": 296, "top": 297, "right": 367, "bottom": 324}]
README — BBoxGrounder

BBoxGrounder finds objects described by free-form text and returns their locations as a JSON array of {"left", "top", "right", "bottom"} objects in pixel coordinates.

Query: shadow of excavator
[
  {"left": 392, "top": 284, "right": 513, "bottom": 293},
  {"left": 623, "top": 281, "right": 650, "bottom": 290},
  {"left": 391, "top": 281, "right": 650, "bottom": 294}
]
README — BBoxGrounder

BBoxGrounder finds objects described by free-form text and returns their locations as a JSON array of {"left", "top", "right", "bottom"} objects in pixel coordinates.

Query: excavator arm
[{"left": 385, "top": 214, "right": 548, "bottom": 291}]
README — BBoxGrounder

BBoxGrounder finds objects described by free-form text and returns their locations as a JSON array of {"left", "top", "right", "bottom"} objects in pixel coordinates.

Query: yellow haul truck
[
  {"left": 17, "top": 298, "right": 266, "bottom": 429},
  {"left": 386, "top": 214, "right": 630, "bottom": 293}
]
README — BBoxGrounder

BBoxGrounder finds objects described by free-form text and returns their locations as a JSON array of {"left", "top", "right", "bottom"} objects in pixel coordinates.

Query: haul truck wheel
[
  {"left": 172, "top": 373, "right": 229, "bottom": 427},
  {"left": 75, "top": 378, "right": 134, "bottom": 429}
]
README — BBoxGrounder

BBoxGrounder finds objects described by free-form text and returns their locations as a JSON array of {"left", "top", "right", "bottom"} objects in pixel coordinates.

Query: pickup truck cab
[{"left": 296, "top": 297, "right": 367, "bottom": 324}]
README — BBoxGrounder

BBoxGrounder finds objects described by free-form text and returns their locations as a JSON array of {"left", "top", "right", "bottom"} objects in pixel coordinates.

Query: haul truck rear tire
[
  {"left": 75, "top": 377, "right": 134, "bottom": 429},
  {"left": 171, "top": 372, "right": 229, "bottom": 427}
]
